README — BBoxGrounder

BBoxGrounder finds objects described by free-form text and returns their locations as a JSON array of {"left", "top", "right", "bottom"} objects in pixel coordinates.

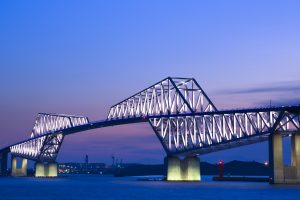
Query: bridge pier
[
  {"left": 269, "top": 132, "right": 284, "bottom": 183},
  {"left": 0, "top": 152, "right": 8, "bottom": 176},
  {"left": 35, "top": 162, "right": 58, "bottom": 177},
  {"left": 165, "top": 156, "right": 200, "bottom": 181},
  {"left": 11, "top": 156, "right": 27, "bottom": 177},
  {"left": 269, "top": 132, "right": 300, "bottom": 184},
  {"left": 291, "top": 134, "right": 300, "bottom": 180}
]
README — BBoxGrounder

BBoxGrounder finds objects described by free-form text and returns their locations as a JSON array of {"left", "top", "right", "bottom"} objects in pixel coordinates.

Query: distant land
[
  {"left": 56, "top": 161, "right": 270, "bottom": 177},
  {"left": 114, "top": 161, "right": 270, "bottom": 177}
]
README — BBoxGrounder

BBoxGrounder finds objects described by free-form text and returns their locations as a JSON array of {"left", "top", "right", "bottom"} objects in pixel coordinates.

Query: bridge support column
[
  {"left": 165, "top": 156, "right": 182, "bottom": 181},
  {"left": 165, "top": 156, "right": 200, "bottom": 181},
  {"left": 35, "top": 162, "right": 45, "bottom": 177},
  {"left": 181, "top": 156, "right": 201, "bottom": 181},
  {"left": 11, "top": 157, "right": 27, "bottom": 177},
  {"left": 269, "top": 133, "right": 300, "bottom": 184},
  {"left": 291, "top": 134, "right": 300, "bottom": 180},
  {"left": 35, "top": 162, "right": 58, "bottom": 177},
  {"left": 48, "top": 163, "right": 58, "bottom": 177},
  {"left": 269, "top": 132, "right": 284, "bottom": 183},
  {"left": 0, "top": 152, "right": 8, "bottom": 176}
]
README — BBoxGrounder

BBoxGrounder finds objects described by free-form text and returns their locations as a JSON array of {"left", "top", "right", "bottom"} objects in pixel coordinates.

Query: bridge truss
[
  {"left": 149, "top": 107, "right": 300, "bottom": 155},
  {"left": 2, "top": 77, "right": 300, "bottom": 163},
  {"left": 10, "top": 113, "right": 89, "bottom": 162},
  {"left": 107, "top": 77, "right": 217, "bottom": 119}
]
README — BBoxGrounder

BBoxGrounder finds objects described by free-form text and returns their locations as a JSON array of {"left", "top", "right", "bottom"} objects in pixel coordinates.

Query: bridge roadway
[{"left": 0, "top": 117, "right": 147, "bottom": 153}]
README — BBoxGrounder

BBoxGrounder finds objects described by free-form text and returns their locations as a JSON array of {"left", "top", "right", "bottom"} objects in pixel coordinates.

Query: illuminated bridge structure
[{"left": 0, "top": 77, "right": 300, "bottom": 183}]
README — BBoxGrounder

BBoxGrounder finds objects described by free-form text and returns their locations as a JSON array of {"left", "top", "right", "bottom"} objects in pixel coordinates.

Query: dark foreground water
[{"left": 0, "top": 175, "right": 300, "bottom": 200}]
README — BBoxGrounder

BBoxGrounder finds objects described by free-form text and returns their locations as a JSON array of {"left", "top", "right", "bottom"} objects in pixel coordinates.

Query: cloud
[
  {"left": 216, "top": 80, "right": 300, "bottom": 95},
  {"left": 210, "top": 80, "right": 300, "bottom": 109}
]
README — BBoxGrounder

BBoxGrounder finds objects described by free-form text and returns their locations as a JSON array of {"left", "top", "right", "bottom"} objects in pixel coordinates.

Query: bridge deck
[{"left": 1, "top": 105, "right": 299, "bottom": 158}]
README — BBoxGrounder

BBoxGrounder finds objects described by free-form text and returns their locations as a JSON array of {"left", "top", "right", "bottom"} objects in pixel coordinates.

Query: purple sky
[{"left": 1, "top": 0, "right": 300, "bottom": 164}]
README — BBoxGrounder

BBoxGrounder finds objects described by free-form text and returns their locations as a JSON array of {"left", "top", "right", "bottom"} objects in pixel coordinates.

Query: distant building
[{"left": 58, "top": 162, "right": 113, "bottom": 174}]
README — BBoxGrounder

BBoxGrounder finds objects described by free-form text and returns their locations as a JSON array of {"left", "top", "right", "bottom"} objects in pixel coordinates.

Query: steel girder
[
  {"left": 10, "top": 113, "right": 89, "bottom": 162},
  {"left": 149, "top": 109, "right": 300, "bottom": 155},
  {"left": 107, "top": 77, "right": 217, "bottom": 120}
]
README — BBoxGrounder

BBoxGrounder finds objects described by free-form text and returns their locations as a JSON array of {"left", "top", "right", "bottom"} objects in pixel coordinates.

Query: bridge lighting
[
  {"left": 9, "top": 114, "right": 89, "bottom": 162},
  {"left": 5, "top": 77, "right": 300, "bottom": 165}
]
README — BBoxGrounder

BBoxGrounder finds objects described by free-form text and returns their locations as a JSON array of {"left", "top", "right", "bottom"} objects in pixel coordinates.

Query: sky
[{"left": 0, "top": 0, "right": 300, "bottom": 165}]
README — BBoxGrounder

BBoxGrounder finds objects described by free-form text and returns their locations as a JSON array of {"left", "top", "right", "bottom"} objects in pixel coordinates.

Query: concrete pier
[
  {"left": 35, "top": 162, "right": 46, "bottom": 177},
  {"left": 11, "top": 157, "right": 27, "bottom": 177},
  {"left": 0, "top": 152, "right": 8, "bottom": 176},
  {"left": 48, "top": 163, "right": 58, "bottom": 177},
  {"left": 291, "top": 134, "right": 300, "bottom": 179},
  {"left": 269, "top": 132, "right": 284, "bottom": 183},
  {"left": 181, "top": 156, "right": 201, "bottom": 181},
  {"left": 165, "top": 156, "right": 200, "bottom": 181},
  {"left": 35, "top": 162, "right": 58, "bottom": 177},
  {"left": 269, "top": 133, "right": 300, "bottom": 184},
  {"left": 165, "top": 156, "right": 182, "bottom": 181}
]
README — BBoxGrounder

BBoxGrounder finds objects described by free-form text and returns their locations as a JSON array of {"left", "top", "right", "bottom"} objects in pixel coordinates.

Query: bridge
[{"left": 0, "top": 77, "right": 299, "bottom": 184}]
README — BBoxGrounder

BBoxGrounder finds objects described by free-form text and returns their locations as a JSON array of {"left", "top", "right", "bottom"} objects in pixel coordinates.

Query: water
[{"left": 0, "top": 175, "right": 300, "bottom": 200}]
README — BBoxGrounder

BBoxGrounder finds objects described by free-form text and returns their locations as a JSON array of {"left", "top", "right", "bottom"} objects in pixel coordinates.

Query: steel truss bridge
[{"left": 1, "top": 77, "right": 300, "bottom": 164}]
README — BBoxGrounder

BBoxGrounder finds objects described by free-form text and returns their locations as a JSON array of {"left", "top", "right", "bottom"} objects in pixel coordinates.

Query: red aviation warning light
[{"left": 218, "top": 160, "right": 224, "bottom": 177}]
